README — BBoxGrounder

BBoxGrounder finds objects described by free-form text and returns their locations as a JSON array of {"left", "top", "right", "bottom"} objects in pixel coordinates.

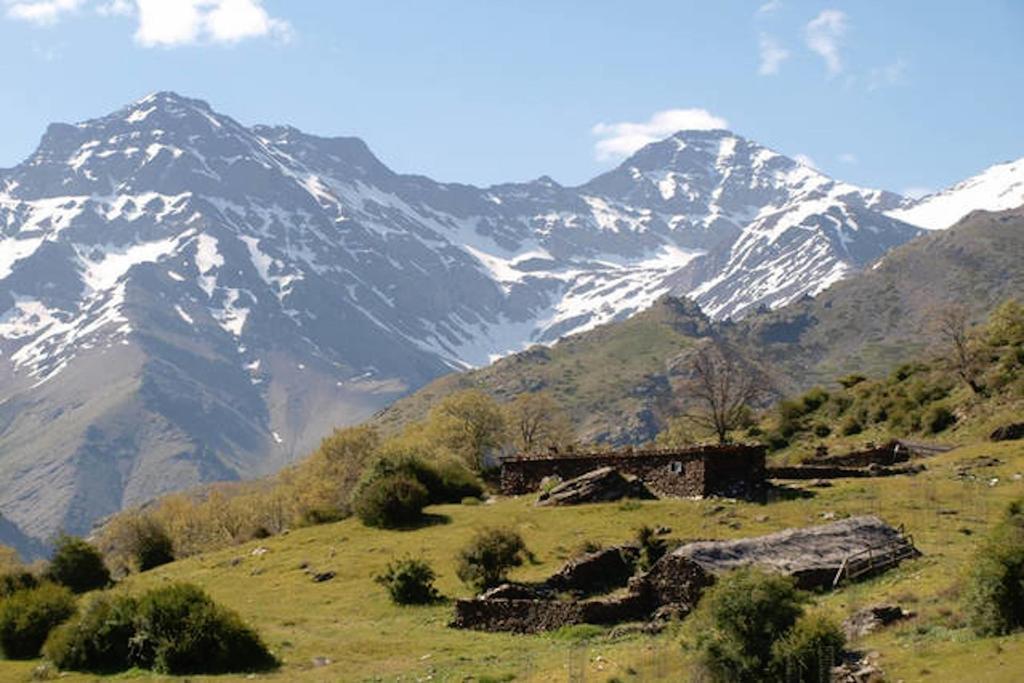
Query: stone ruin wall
[{"left": 500, "top": 445, "right": 766, "bottom": 501}]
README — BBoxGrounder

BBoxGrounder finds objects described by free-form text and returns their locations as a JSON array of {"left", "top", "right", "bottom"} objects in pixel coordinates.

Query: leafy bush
[
  {"left": 42, "top": 584, "right": 275, "bottom": 675},
  {"left": 693, "top": 568, "right": 807, "bottom": 683},
  {"left": 801, "top": 388, "right": 830, "bottom": 413},
  {"left": 360, "top": 455, "right": 483, "bottom": 505},
  {"left": 839, "top": 415, "right": 863, "bottom": 436},
  {"left": 456, "top": 527, "right": 528, "bottom": 591},
  {"left": 812, "top": 423, "right": 832, "bottom": 438},
  {"left": 375, "top": 558, "right": 441, "bottom": 605},
  {"left": 0, "top": 570, "right": 39, "bottom": 598},
  {"left": 923, "top": 404, "right": 956, "bottom": 434},
  {"left": 965, "top": 500, "right": 1024, "bottom": 636},
  {"left": 0, "top": 583, "right": 76, "bottom": 659},
  {"left": 132, "top": 583, "right": 277, "bottom": 674},
  {"left": 837, "top": 374, "right": 866, "bottom": 389},
  {"left": 43, "top": 593, "right": 138, "bottom": 673},
  {"left": 45, "top": 535, "right": 110, "bottom": 594},
  {"left": 635, "top": 526, "right": 667, "bottom": 571},
  {"left": 770, "top": 612, "right": 845, "bottom": 683},
  {"left": 352, "top": 475, "right": 429, "bottom": 528}
]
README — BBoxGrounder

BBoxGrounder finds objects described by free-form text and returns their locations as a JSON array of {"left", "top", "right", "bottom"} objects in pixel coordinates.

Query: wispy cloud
[
  {"left": 6, "top": 0, "right": 293, "bottom": 46},
  {"left": 5, "top": 0, "right": 84, "bottom": 25},
  {"left": 592, "top": 109, "right": 729, "bottom": 161},
  {"left": 793, "top": 153, "right": 818, "bottom": 169},
  {"left": 867, "top": 58, "right": 908, "bottom": 91},
  {"left": 805, "top": 9, "right": 847, "bottom": 77},
  {"left": 838, "top": 152, "right": 858, "bottom": 164},
  {"left": 757, "top": 0, "right": 782, "bottom": 14},
  {"left": 758, "top": 33, "right": 789, "bottom": 76}
]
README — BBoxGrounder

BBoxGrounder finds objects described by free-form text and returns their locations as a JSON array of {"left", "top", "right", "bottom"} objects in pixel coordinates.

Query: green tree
[
  {"left": 45, "top": 535, "right": 110, "bottom": 594},
  {"left": 427, "top": 390, "right": 506, "bottom": 470},
  {"left": 456, "top": 527, "right": 528, "bottom": 591}
]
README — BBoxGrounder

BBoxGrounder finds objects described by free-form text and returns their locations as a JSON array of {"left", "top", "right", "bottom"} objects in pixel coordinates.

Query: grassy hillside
[
  {"left": 376, "top": 296, "right": 717, "bottom": 444},
  {"left": 2, "top": 437, "right": 1023, "bottom": 681},
  {"left": 379, "top": 207, "right": 1024, "bottom": 445}
]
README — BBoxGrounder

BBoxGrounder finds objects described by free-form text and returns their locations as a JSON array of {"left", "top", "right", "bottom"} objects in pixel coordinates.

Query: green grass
[{"left": 3, "top": 440, "right": 1024, "bottom": 681}]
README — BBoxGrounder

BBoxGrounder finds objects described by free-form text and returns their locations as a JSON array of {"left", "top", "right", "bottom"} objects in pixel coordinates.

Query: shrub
[
  {"left": 635, "top": 526, "right": 667, "bottom": 571},
  {"left": 99, "top": 513, "right": 175, "bottom": 576},
  {"left": 965, "top": 500, "right": 1024, "bottom": 636},
  {"left": 132, "top": 583, "right": 277, "bottom": 674},
  {"left": 812, "top": 423, "right": 832, "bottom": 438},
  {"left": 456, "top": 527, "right": 528, "bottom": 591},
  {"left": 352, "top": 475, "right": 430, "bottom": 528},
  {"left": 0, "top": 583, "right": 76, "bottom": 659},
  {"left": 693, "top": 568, "right": 807, "bottom": 683},
  {"left": 800, "top": 388, "right": 830, "bottom": 413},
  {"left": 43, "top": 593, "right": 138, "bottom": 673},
  {"left": 770, "top": 612, "right": 845, "bottom": 682},
  {"left": 375, "top": 558, "right": 441, "bottom": 605},
  {"left": 837, "top": 374, "right": 866, "bottom": 389},
  {"left": 45, "top": 535, "right": 110, "bottom": 594},
  {"left": 0, "top": 570, "right": 39, "bottom": 597},
  {"left": 839, "top": 415, "right": 863, "bottom": 436},
  {"left": 923, "top": 405, "right": 956, "bottom": 434},
  {"left": 357, "top": 455, "right": 484, "bottom": 507}
]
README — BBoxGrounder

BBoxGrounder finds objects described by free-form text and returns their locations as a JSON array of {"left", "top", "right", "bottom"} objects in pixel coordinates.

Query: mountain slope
[
  {"left": 380, "top": 207, "right": 1024, "bottom": 444},
  {"left": 888, "top": 156, "right": 1024, "bottom": 230},
  {"left": 0, "top": 92, "right": 933, "bottom": 544}
]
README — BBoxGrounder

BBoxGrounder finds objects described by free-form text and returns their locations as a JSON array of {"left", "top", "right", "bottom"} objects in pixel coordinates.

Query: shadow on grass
[
  {"left": 391, "top": 512, "right": 452, "bottom": 531},
  {"left": 765, "top": 482, "right": 817, "bottom": 502}
]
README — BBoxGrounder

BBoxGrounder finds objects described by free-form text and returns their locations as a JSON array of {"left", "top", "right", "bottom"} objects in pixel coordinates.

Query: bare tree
[
  {"left": 504, "top": 392, "right": 574, "bottom": 453},
  {"left": 936, "top": 305, "right": 984, "bottom": 394},
  {"left": 683, "top": 344, "right": 760, "bottom": 444}
]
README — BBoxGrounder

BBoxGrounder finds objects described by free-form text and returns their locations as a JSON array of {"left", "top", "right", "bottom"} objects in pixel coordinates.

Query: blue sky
[{"left": 1, "top": 1, "right": 1021, "bottom": 196}]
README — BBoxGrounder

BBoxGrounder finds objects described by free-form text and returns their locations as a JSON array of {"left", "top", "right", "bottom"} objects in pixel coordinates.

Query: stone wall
[
  {"left": 451, "top": 593, "right": 651, "bottom": 634},
  {"left": 500, "top": 444, "right": 766, "bottom": 501}
]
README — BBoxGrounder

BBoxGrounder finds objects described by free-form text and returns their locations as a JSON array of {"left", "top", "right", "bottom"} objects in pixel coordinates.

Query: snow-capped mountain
[
  {"left": 888, "top": 156, "right": 1024, "bottom": 230},
  {"left": 0, "top": 93, "right": 926, "bottom": 546}
]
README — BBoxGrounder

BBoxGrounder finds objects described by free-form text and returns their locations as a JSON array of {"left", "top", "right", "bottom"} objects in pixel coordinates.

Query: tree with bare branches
[
  {"left": 936, "top": 305, "right": 985, "bottom": 395},
  {"left": 682, "top": 344, "right": 760, "bottom": 444},
  {"left": 503, "top": 392, "right": 574, "bottom": 453}
]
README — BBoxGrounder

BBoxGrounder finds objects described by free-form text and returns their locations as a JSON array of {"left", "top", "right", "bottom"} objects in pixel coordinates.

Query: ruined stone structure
[
  {"left": 500, "top": 444, "right": 766, "bottom": 502},
  {"left": 451, "top": 516, "right": 919, "bottom": 633}
]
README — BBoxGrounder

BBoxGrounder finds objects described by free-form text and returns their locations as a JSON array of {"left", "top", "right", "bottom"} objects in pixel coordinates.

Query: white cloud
[
  {"left": 5, "top": 0, "right": 84, "bottom": 25},
  {"left": 591, "top": 109, "right": 730, "bottom": 160},
  {"left": 6, "top": 0, "right": 292, "bottom": 46},
  {"left": 867, "top": 58, "right": 908, "bottom": 91},
  {"left": 757, "top": 0, "right": 782, "bottom": 14},
  {"left": 135, "top": 0, "right": 291, "bottom": 47},
  {"left": 793, "top": 153, "right": 818, "bottom": 169},
  {"left": 758, "top": 33, "right": 789, "bottom": 76},
  {"left": 805, "top": 9, "right": 847, "bottom": 77},
  {"left": 903, "top": 186, "right": 934, "bottom": 200},
  {"left": 838, "top": 152, "right": 857, "bottom": 164}
]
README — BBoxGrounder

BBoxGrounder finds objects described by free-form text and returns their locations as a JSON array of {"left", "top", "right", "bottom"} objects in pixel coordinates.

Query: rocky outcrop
[
  {"left": 536, "top": 467, "right": 654, "bottom": 506},
  {"left": 843, "top": 604, "right": 914, "bottom": 639}
]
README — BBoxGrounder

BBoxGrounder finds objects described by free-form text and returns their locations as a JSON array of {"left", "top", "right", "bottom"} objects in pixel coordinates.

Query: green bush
[
  {"left": 812, "top": 423, "right": 832, "bottom": 438},
  {"left": 43, "top": 593, "right": 138, "bottom": 673},
  {"left": 693, "top": 568, "right": 807, "bottom": 683},
  {"left": 965, "top": 500, "right": 1024, "bottom": 636},
  {"left": 42, "top": 584, "right": 275, "bottom": 675},
  {"left": 0, "top": 583, "right": 76, "bottom": 659},
  {"left": 45, "top": 535, "right": 110, "bottom": 594},
  {"left": 635, "top": 526, "right": 667, "bottom": 571},
  {"left": 800, "top": 388, "right": 830, "bottom": 413},
  {"left": 770, "top": 612, "right": 845, "bottom": 682},
  {"left": 352, "top": 475, "right": 430, "bottom": 528},
  {"left": 357, "top": 455, "right": 483, "bottom": 506},
  {"left": 923, "top": 405, "right": 956, "bottom": 434},
  {"left": 456, "top": 527, "right": 528, "bottom": 591},
  {"left": 132, "top": 583, "right": 277, "bottom": 674},
  {"left": 374, "top": 558, "right": 441, "bottom": 605},
  {"left": 839, "top": 415, "right": 863, "bottom": 436},
  {"left": 837, "top": 374, "right": 866, "bottom": 389},
  {"left": 0, "top": 570, "right": 39, "bottom": 598}
]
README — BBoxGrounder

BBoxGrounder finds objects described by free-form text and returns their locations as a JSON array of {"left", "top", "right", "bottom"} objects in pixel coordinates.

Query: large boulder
[
  {"left": 536, "top": 467, "right": 655, "bottom": 506},
  {"left": 545, "top": 545, "right": 640, "bottom": 596}
]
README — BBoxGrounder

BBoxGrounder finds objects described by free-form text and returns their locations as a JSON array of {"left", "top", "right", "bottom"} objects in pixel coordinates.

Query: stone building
[{"left": 500, "top": 444, "right": 766, "bottom": 502}]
